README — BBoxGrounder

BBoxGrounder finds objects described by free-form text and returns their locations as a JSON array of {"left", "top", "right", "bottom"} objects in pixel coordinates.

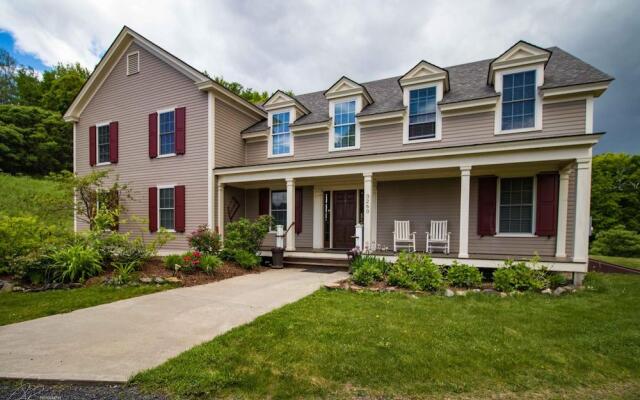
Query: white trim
[
  {"left": 73, "top": 122, "right": 78, "bottom": 232},
  {"left": 458, "top": 166, "right": 471, "bottom": 258},
  {"left": 267, "top": 107, "right": 295, "bottom": 158},
  {"left": 156, "top": 184, "right": 177, "bottom": 233},
  {"left": 357, "top": 110, "right": 404, "bottom": 124},
  {"left": 439, "top": 97, "right": 498, "bottom": 113},
  {"left": 329, "top": 96, "right": 362, "bottom": 152},
  {"left": 312, "top": 186, "right": 324, "bottom": 249},
  {"left": 555, "top": 167, "right": 570, "bottom": 257},
  {"left": 494, "top": 64, "right": 544, "bottom": 135},
  {"left": 290, "top": 120, "right": 331, "bottom": 133},
  {"left": 157, "top": 107, "right": 176, "bottom": 157},
  {"left": 585, "top": 96, "right": 594, "bottom": 134},
  {"left": 495, "top": 175, "right": 537, "bottom": 236},
  {"left": 207, "top": 92, "right": 215, "bottom": 227},
  {"left": 325, "top": 77, "right": 373, "bottom": 105},
  {"left": 541, "top": 82, "right": 610, "bottom": 99},
  {"left": 126, "top": 51, "right": 140, "bottom": 75},
  {"left": 573, "top": 157, "right": 592, "bottom": 262},
  {"left": 402, "top": 81, "right": 443, "bottom": 144},
  {"left": 241, "top": 130, "right": 269, "bottom": 139},
  {"left": 217, "top": 183, "right": 225, "bottom": 239},
  {"left": 285, "top": 178, "right": 296, "bottom": 251}
]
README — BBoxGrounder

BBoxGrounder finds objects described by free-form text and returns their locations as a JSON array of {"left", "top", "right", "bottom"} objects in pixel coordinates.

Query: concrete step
[{"left": 283, "top": 257, "right": 350, "bottom": 269}]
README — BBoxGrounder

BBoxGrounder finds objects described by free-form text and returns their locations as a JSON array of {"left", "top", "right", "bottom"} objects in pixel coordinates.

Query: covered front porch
[{"left": 214, "top": 138, "right": 594, "bottom": 273}]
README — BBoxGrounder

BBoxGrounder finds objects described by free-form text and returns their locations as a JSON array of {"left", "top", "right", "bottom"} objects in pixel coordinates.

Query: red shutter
[
  {"left": 477, "top": 176, "right": 497, "bottom": 236},
  {"left": 535, "top": 173, "right": 559, "bottom": 236},
  {"left": 149, "top": 113, "right": 158, "bottom": 158},
  {"left": 109, "top": 121, "right": 118, "bottom": 164},
  {"left": 89, "top": 125, "right": 96, "bottom": 166},
  {"left": 175, "top": 185, "right": 186, "bottom": 233},
  {"left": 175, "top": 107, "right": 186, "bottom": 155},
  {"left": 258, "top": 188, "right": 270, "bottom": 216},
  {"left": 148, "top": 187, "right": 157, "bottom": 232},
  {"left": 295, "top": 188, "right": 303, "bottom": 234}
]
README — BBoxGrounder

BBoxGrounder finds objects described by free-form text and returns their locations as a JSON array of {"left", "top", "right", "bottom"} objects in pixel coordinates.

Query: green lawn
[
  {"left": 0, "top": 173, "right": 72, "bottom": 229},
  {"left": 133, "top": 273, "right": 640, "bottom": 399},
  {"left": 0, "top": 285, "right": 175, "bottom": 326},
  {"left": 591, "top": 255, "right": 640, "bottom": 270}
]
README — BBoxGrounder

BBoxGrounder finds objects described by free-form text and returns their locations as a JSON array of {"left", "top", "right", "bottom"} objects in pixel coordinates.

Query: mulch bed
[{"left": 135, "top": 257, "right": 268, "bottom": 287}]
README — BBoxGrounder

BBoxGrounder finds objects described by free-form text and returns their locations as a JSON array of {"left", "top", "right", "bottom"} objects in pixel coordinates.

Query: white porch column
[
  {"left": 573, "top": 158, "right": 592, "bottom": 262},
  {"left": 458, "top": 166, "right": 472, "bottom": 258},
  {"left": 312, "top": 186, "right": 324, "bottom": 249},
  {"left": 555, "top": 167, "right": 571, "bottom": 258},
  {"left": 363, "top": 172, "right": 373, "bottom": 251},
  {"left": 286, "top": 177, "right": 296, "bottom": 251},
  {"left": 217, "top": 182, "right": 225, "bottom": 239}
]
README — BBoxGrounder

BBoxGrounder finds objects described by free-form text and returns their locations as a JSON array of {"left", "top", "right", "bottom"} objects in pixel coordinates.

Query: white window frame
[
  {"left": 126, "top": 51, "right": 140, "bottom": 76},
  {"left": 329, "top": 96, "right": 361, "bottom": 152},
  {"left": 267, "top": 108, "right": 294, "bottom": 158},
  {"left": 269, "top": 188, "right": 288, "bottom": 232},
  {"left": 494, "top": 64, "right": 544, "bottom": 135},
  {"left": 157, "top": 107, "right": 177, "bottom": 158},
  {"left": 95, "top": 121, "right": 111, "bottom": 166},
  {"left": 402, "top": 81, "right": 443, "bottom": 144},
  {"left": 157, "top": 184, "right": 176, "bottom": 233},
  {"left": 495, "top": 176, "right": 537, "bottom": 237}
]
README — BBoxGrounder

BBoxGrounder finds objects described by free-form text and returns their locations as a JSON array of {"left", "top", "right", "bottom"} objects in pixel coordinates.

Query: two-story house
[{"left": 64, "top": 27, "right": 613, "bottom": 284}]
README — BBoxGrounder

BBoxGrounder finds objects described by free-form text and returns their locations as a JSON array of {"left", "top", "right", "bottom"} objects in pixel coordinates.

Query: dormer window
[
  {"left": 501, "top": 70, "right": 536, "bottom": 131},
  {"left": 333, "top": 100, "right": 356, "bottom": 149},
  {"left": 408, "top": 87, "right": 437, "bottom": 140},
  {"left": 271, "top": 111, "right": 292, "bottom": 156}
]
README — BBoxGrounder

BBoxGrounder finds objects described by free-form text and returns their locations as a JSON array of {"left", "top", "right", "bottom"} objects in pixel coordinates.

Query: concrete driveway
[{"left": 0, "top": 267, "right": 347, "bottom": 383}]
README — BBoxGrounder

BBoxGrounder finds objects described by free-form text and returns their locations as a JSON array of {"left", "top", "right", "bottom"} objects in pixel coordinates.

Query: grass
[
  {"left": 0, "top": 284, "right": 175, "bottom": 326},
  {"left": 0, "top": 173, "right": 72, "bottom": 229},
  {"left": 591, "top": 255, "right": 640, "bottom": 270},
  {"left": 133, "top": 273, "right": 640, "bottom": 399}
]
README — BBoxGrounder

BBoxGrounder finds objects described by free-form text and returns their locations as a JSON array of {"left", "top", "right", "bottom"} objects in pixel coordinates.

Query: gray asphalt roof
[{"left": 244, "top": 46, "right": 612, "bottom": 133}]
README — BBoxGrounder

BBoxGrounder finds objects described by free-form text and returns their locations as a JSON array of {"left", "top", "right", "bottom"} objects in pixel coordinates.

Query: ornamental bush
[
  {"left": 188, "top": 225, "right": 221, "bottom": 254},
  {"left": 351, "top": 256, "right": 388, "bottom": 286},
  {"left": 387, "top": 252, "right": 444, "bottom": 291},
  {"left": 446, "top": 261, "right": 482, "bottom": 288},
  {"left": 50, "top": 244, "right": 102, "bottom": 283},
  {"left": 590, "top": 226, "right": 640, "bottom": 257},
  {"left": 492, "top": 259, "right": 549, "bottom": 292},
  {"left": 223, "top": 216, "right": 271, "bottom": 256},
  {"left": 233, "top": 249, "right": 261, "bottom": 269},
  {"left": 200, "top": 254, "right": 223, "bottom": 275}
]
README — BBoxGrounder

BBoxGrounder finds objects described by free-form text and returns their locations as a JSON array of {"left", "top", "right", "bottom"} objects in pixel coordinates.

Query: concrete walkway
[{"left": 0, "top": 267, "right": 347, "bottom": 383}]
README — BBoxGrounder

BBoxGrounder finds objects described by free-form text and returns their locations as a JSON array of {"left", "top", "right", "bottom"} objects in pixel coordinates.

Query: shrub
[
  {"left": 181, "top": 251, "right": 202, "bottom": 273},
  {"left": 493, "top": 259, "right": 549, "bottom": 292},
  {"left": 111, "top": 261, "right": 137, "bottom": 285},
  {"left": 50, "top": 244, "right": 102, "bottom": 283},
  {"left": 446, "top": 262, "right": 482, "bottom": 288},
  {"left": 223, "top": 216, "right": 272, "bottom": 255},
  {"left": 188, "top": 225, "right": 221, "bottom": 254},
  {"left": 590, "top": 226, "right": 640, "bottom": 257},
  {"left": 351, "top": 255, "right": 389, "bottom": 286},
  {"left": 548, "top": 273, "right": 568, "bottom": 289},
  {"left": 387, "top": 252, "right": 444, "bottom": 291},
  {"left": 164, "top": 254, "right": 183, "bottom": 271},
  {"left": 91, "top": 232, "right": 148, "bottom": 268},
  {"left": 233, "top": 249, "right": 261, "bottom": 269},
  {"left": 200, "top": 254, "right": 223, "bottom": 275}
]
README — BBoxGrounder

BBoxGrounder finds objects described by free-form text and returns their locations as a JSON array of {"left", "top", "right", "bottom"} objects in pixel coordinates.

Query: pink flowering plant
[{"left": 188, "top": 225, "right": 221, "bottom": 254}]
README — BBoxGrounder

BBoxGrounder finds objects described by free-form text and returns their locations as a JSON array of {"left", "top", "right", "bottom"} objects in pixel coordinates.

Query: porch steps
[{"left": 283, "top": 256, "right": 350, "bottom": 269}]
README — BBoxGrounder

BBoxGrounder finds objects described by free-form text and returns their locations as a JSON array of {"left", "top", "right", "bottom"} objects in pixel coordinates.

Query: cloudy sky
[{"left": 1, "top": 0, "right": 638, "bottom": 153}]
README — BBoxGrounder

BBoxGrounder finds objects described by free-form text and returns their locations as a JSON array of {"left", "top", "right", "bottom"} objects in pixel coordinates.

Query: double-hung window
[
  {"left": 271, "top": 111, "right": 291, "bottom": 156},
  {"left": 498, "top": 177, "right": 534, "bottom": 234},
  {"left": 159, "top": 187, "right": 175, "bottom": 230},
  {"left": 501, "top": 70, "right": 536, "bottom": 131},
  {"left": 333, "top": 100, "right": 356, "bottom": 149},
  {"left": 97, "top": 124, "right": 110, "bottom": 164},
  {"left": 408, "top": 87, "right": 436, "bottom": 140},
  {"left": 159, "top": 110, "right": 175, "bottom": 155},
  {"left": 270, "top": 190, "right": 287, "bottom": 228}
]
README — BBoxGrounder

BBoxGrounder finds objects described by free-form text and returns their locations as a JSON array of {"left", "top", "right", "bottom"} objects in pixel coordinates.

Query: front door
[{"left": 332, "top": 190, "right": 357, "bottom": 249}]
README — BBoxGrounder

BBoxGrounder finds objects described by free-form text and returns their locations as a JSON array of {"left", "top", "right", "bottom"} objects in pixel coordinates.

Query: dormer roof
[
  {"left": 324, "top": 76, "right": 374, "bottom": 105},
  {"left": 262, "top": 90, "right": 311, "bottom": 115},
  {"left": 487, "top": 40, "right": 552, "bottom": 85},
  {"left": 398, "top": 60, "right": 450, "bottom": 91}
]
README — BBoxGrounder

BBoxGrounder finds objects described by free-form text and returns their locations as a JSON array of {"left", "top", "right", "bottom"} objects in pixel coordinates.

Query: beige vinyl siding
[
  {"left": 215, "top": 99, "right": 258, "bottom": 168},
  {"left": 243, "top": 100, "right": 586, "bottom": 166},
  {"left": 244, "top": 186, "right": 313, "bottom": 249},
  {"left": 75, "top": 41, "right": 208, "bottom": 251},
  {"left": 376, "top": 178, "right": 461, "bottom": 253}
]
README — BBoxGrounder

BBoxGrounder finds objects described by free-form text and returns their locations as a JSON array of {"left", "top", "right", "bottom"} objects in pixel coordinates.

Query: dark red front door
[{"left": 332, "top": 190, "right": 357, "bottom": 249}]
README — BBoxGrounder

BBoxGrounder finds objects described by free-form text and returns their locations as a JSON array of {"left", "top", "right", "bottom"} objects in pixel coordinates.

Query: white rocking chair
[
  {"left": 426, "top": 220, "right": 451, "bottom": 254},
  {"left": 393, "top": 220, "right": 416, "bottom": 252}
]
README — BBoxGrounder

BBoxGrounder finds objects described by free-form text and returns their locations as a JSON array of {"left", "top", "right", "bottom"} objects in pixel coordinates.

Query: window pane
[
  {"left": 501, "top": 71, "right": 536, "bottom": 131},
  {"left": 159, "top": 187, "right": 175, "bottom": 230},
  {"left": 160, "top": 209, "right": 174, "bottom": 230},
  {"left": 271, "top": 191, "right": 287, "bottom": 227},
  {"left": 159, "top": 111, "right": 175, "bottom": 155},
  {"left": 499, "top": 177, "right": 534, "bottom": 233},
  {"left": 271, "top": 112, "right": 291, "bottom": 155},
  {"left": 408, "top": 87, "right": 437, "bottom": 141},
  {"left": 97, "top": 125, "right": 110, "bottom": 163},
  {"left": 333, "top": 100, "right": 356, "bottom": 148}
]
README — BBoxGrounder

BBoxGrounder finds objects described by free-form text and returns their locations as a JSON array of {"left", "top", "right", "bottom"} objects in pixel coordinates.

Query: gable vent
[{"left": 126, "top": 51, "right": 140, "bottom": 75}]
